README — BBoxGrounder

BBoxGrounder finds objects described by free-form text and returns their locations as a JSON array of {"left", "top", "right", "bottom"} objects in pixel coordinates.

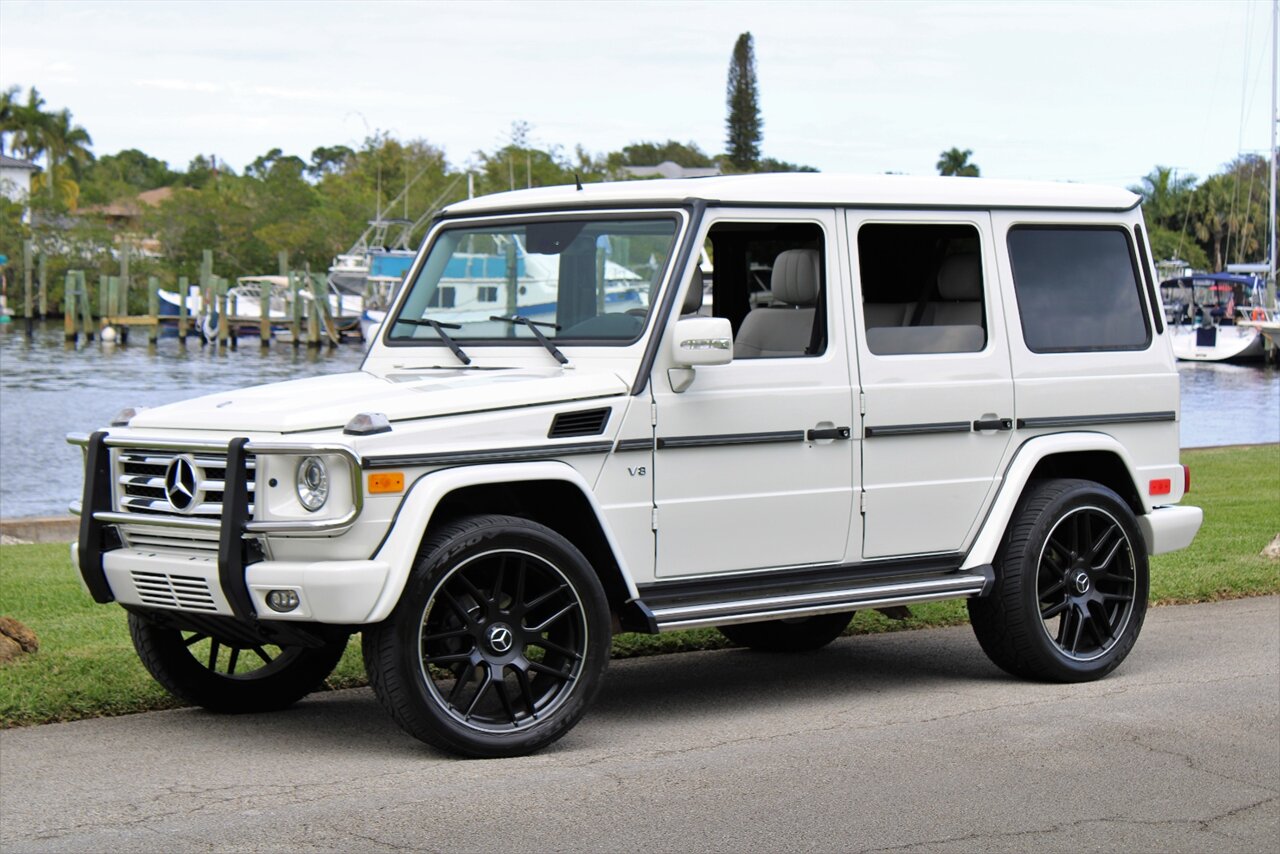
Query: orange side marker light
[{"left": 369, "top": 472, "right": 405, "bottom": 494}]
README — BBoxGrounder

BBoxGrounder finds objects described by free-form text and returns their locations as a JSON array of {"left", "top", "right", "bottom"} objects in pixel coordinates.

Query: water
[{"left": 1, "top": 322, "right": 1276, "bottom": 519}]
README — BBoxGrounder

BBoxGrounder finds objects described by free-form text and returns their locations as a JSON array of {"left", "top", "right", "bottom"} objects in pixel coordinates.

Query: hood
[{"left": 126, "top": 368, "right": 628, "bottom": 433}]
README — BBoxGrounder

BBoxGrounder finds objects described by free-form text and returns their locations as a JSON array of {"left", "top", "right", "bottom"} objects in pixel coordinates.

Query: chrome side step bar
[{"left": 649, "top": 569, "right": 992, "bottom": 632}]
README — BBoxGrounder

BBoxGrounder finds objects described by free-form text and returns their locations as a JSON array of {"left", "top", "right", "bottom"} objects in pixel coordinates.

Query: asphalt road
[{"left": 2, "top": 596, "right": 1277, "bottom": 853}]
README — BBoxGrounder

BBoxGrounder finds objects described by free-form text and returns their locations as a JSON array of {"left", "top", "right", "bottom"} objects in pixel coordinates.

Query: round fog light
[{"left": 266, "top": 589, "right": 300, "bottom": 613}]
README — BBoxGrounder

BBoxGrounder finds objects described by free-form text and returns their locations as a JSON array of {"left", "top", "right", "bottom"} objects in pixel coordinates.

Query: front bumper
[
  {"left": 1138, "top": 504, "right": 1204, "bottom": 555},
  {"left": 72, "top": 430, "right": 367, "bottom": 623},
  {"left": 72, "top": 543, "right": 390, "bottom": 623}
]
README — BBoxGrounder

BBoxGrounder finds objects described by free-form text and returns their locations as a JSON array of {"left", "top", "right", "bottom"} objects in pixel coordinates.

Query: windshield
[{"left": 387, "top": 216, "right": 679, "bottom": 345}]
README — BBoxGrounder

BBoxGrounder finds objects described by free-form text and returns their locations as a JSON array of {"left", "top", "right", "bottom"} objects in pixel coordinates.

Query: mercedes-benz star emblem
[
  {"left": 1074, "top": 571, "right": 1091, "bottom": 594},
  {"left": 486, "top": 624, "right": 514, "bottom": 654},
  {"left": 164, "top": 455, "right": 201, "bottom": 513}
]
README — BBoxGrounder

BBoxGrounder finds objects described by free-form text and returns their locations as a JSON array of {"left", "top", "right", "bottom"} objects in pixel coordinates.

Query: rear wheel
[
  {"left": 717, "top": 611, "right": 854, "bottom": 653},
  {"left": 128, "top": 612, "right": 348, "bottom": 713},
  {"left": 363, "top": 515, "right": 611, "bottom": 758},
  {"left": 968, "top": 479, "right": 1148, "bottom": 682}
]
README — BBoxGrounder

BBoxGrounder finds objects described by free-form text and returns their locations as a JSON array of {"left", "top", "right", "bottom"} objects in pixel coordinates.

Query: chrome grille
[
  {"left": 116, "top": 450, "right": 255, "bottom": 519},
  {"left": 130, "top": 570, "right": 219, "bottom": 611}
]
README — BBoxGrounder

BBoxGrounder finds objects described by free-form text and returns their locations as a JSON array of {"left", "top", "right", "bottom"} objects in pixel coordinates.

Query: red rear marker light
[
  {"left": 1183, "top": 464, "right": 1191, "bottom": 494},
  {"left": 1149, "top": 478, "right": 1172, "bottom": 496}
]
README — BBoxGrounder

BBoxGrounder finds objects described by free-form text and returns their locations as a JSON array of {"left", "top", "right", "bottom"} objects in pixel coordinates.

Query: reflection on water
[{"left": 1, "top": 322, "right": 1277, "bottom": 519}]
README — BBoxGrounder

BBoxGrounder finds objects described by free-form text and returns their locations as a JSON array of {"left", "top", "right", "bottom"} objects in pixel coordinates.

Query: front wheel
[
  {"left": 363, "top": 515, "right": 611, "bottom": 758},
  {"left": 128, "top": 612, "right": 348, "bottom": 713},
  {"left": 968, "top": 479, "right": 1149, "bottom": 682}
]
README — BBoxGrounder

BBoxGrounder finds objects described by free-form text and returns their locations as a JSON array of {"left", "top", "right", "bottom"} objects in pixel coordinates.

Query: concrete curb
[{"left": 0, "top": 517, "right": 78, "bottom": 544}]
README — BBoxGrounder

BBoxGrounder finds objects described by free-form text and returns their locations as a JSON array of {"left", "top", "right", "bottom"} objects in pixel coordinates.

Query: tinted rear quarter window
[{"left": 1007, "top": 227, "right": 1150, "bottom": 352}]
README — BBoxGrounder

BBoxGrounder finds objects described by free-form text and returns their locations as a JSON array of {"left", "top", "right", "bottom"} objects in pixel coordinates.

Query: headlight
[{"left": 296, "top": 456, "right": 329, "bottom": 512}]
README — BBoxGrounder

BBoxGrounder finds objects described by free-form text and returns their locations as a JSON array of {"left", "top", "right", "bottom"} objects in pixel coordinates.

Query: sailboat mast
[{"left": 1270, "top": 0, "right": 1277, "bottom": 294}]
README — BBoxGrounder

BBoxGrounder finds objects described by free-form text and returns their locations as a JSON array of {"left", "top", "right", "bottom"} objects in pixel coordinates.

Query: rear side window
[{"left": 1007, "top": 227, "right": 1150, "bottom": 352}]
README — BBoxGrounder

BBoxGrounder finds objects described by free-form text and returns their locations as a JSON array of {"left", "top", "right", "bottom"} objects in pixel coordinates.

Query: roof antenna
[{"left": 574, "top": 173, "right": 583, "bottom": 191}]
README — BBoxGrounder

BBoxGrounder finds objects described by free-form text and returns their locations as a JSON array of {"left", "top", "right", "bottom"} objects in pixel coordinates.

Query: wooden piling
[
  {"left": 22, "top": 239, "right": 33, "bottom": 337},
  {"left": 37, "top": 251, "right": 46, "bottom": 318},
  {"left": 97, "top": 275, "right": 109, "bottom": 329},
  {"left": 218, "top": 278, "right": 232, "bottom": 351},
  {"left": 177, "top": 275, "right": 190, "bottom": 342},
  {"left": 147, "top": 276, "right": 160, "bottom": 345},
  {"left": 78, "top": 273, "right": 94, "bottom": 342},
  {"left": 290, "top": 271, "right": 302, "bottom": 346},
  {"left": 63, "top": 271, "right": 76, "bottom": 342},
  {"left": 259, "top": 277, "right": 271, "bottom": 345}
]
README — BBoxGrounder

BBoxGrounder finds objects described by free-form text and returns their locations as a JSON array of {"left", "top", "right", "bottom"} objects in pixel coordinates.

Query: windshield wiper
[
  {"left": 392, "top": 317, "right": 472, "bottom": 365},
  {"left": 489, "top": 315, "right": 568, "bottom": 365}
]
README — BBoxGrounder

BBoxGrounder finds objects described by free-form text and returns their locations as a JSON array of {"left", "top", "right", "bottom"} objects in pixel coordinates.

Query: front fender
[
  {"left": 960, "top": 432, "right": 1147, "bottom": 570},
  {"left": 362, "top": 462, "right": 637, "bottom": 624}
]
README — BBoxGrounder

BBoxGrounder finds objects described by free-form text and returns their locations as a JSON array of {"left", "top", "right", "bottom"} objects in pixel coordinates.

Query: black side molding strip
[
  {"left": 363, "top": 440, "right": 615, "bottom": 470},
  {"left": 656, "top": 430, "right": 806, "bottom": 450},
  {"left": 1017, "top": 411, "right": 1176, "bottom": 429},
  {"left": 615, "top": 438, "right": 655, "bottom": 453},
  {"left": 865, "top": 421, "right": 971, "bottom": 438},
  {"left": 77, "top": 431, "right": 115, "bottom": 603}
]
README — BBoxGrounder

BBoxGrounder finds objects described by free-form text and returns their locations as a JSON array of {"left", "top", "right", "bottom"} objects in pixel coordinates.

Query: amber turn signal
[{"left": 368, "top": 472, "right": 405, "bottom": 494}]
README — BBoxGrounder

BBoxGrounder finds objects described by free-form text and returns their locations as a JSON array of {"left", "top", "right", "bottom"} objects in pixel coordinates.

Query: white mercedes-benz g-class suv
[{"left": 70, "top": 174, "right": 1203, "bottom": 757}]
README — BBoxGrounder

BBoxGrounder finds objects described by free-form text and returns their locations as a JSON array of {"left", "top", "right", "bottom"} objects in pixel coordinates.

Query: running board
[{"left": 645, "top": 568, "right": 993, "bottom": 633}]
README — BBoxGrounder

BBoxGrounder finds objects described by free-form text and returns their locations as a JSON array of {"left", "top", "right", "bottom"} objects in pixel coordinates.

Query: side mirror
[{"left": 669, "top": 316, "right": 733, "bottom": 368}]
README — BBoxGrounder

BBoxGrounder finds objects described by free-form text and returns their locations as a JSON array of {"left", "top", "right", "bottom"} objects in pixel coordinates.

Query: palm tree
[
  {"left": 9, "top": 87, "right": 49, "bottom": 162},
  {"left": 1130, "top": 165, "right": 1197, "bottom": 229},
  {"left": 0, "top": 85, "right": 20, "bottom": 155},
  {"left": 937, "top": 147, "right": 980, "bottom": 177}
]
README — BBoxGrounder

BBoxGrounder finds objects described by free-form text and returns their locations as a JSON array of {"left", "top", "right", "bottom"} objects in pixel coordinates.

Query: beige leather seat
[
  {"left": 735, "top": 249, "right": 819, "bottom": 358},
  {"left": 921, "top": 253, "right": 983, "bottom": 326}
]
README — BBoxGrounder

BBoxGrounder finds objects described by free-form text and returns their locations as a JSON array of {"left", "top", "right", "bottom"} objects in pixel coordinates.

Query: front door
[{"left": 651, "top": 209, "right": 857, "bottom": 578}]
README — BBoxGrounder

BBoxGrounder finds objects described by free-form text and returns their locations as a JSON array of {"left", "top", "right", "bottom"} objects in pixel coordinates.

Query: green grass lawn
[{"left": 2, "top": 444, "right": 1276, "bottom": 727}]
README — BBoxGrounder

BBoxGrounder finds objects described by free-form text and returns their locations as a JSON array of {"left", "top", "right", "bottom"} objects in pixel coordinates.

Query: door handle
[
  {"left": 807, "top": 426, "right": 852, "bottom": 441},
  {"left": 972, "top": 418, "right": 1014, "bottom": 432}
]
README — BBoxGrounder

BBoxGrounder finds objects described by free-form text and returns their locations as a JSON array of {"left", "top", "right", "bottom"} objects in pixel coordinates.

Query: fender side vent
[{"left": 549, "top": 408, "right": 611, "bottom": 439}]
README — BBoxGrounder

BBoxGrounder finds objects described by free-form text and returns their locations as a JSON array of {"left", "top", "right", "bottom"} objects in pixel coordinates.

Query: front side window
[
  {"left": 1007, "top": 226, "right": 1150, "bottom": 352},
  {"left": 388, "top": 216, "right": 678, "bottom": 345}
]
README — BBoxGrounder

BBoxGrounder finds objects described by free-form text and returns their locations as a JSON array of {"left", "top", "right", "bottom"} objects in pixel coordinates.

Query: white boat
[
  {"left": 1160, "top": 273, "right": 1266, "bottom": 362},
  {"left": 159, "top": 276, "right": 363, "bottom": 340},
  {"left": 1237, "top": 305, "right": 1280, "bottom": 349}
]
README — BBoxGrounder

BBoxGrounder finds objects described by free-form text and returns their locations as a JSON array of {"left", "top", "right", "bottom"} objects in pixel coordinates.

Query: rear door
[{"left": 846, "top": 210, "right": 1015, "bottom": 558}]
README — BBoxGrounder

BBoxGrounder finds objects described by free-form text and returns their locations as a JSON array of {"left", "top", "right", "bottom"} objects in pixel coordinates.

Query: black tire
[
  {"left": 968, "top": 478, "right": 1149, "bottom": 682},
  {"left": 362, "top": 515, "right": 611, "bottom": 758},
  {"left": 128, "top": 612, "right": 348, "bottom": 713},
  {"left": 717, "top": 611, "right": 854, "bottom": 653}
]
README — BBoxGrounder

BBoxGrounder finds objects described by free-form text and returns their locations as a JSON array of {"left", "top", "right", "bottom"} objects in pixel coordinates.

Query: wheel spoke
[
  {"left": 1093, "top": 532, "right": 1125, "bottom": 572},
  {"left": 1102, "top": 591, "right": 1133, "bottom": 603},
  {"left": 1068, "top": 607, "right": 1086, "bottom": 654},
  {"left": 493, "top": 670, "right": 518, "bottom": 725},
  {"left": 183, "top": 633, "right": 208, "bottom": 647},
  {"left": 252, "top": 646, "right": 274, "bottom": 665},
  {"left": 447, "top": 665, "right": 474, "bottom": 706},
  {"left": 524, "top": 584, "right": 568, "bottom": 613},
  {"left": 422, "top": 627, "right": 471, "bottom": 643},
  {"left": 1098, "top": 571, "right": 1134, "bottom": 586},
  {"left": 207, "top": 640, "right": 220, "bottom": 671},
  {"left": 424, "top": 651, "right": 474, "bottom": 665},
  {"left": 454, "top": 575, "right": 490, "bottom": 615},
  {"left": 513, "top": 560, "right": 527, "bottom": 611},
  {"left": 492, "top": 555, "right": 507, "bottom": 603},
  {"left": 1039, "top": 579, "right": 1067, "bottom": 600},
  {"left": 227, "top": 646, "right": 240, "bottom": 675},
  {"left": 1056, "top": 607, "right": 1074, "bottom": 645},
  {"left": 462, "top": 668, "right": 494, "bottom": 719},
  {"left": 526, "top": 601, "right": 580, "bottom": 633},
  {"left": 514, "top": 666, "right": 539, "bottom": 719},
  {"left": 530, "top": 635, "right": 583, "bottom": 661},
  {"left": 440, "top": 589, "right": 478, "bottom": 626},
  {"left": 528, "top": 660, "right": 573, "bottom": 682},
  {"left": 1084, "top": 606, "right": 1110, "bottom": 648},
  {"left": 1040, "top": 599, "right": 1069, "bottom": 619}
]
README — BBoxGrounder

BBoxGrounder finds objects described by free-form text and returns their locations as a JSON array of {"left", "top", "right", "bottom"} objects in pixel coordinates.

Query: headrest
[
  {"left": 770, "top": 249, "right": 820, "bottom": 306},
  {"left": 682, "top": 268, "right": 704, "bottom": 315},
  {"left": 937, "top": 253, "right": 982, "bottom": 301}
]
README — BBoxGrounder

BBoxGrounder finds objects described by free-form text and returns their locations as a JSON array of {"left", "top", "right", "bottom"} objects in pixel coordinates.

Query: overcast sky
[{"left": 0, "top": 0, "right": 1274, "bottom": 189}]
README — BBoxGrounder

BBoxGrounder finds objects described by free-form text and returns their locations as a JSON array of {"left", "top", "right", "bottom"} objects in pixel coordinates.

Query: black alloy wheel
[
  {"left": 968, "top": 479, "right": 1149, "bottom": 682},
  {"left": 128, "top": 612, "right": 348, "bottom": 713},
  {"left": 363, "top": 515, "right": 611, "bottom": 758}
]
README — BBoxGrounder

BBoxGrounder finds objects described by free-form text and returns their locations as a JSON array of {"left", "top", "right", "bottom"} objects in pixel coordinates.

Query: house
[
  {"left": 621, "top": 161, "right": 721, "bottom": 180},
  {"left": 0, "top": 154, "right": 39, "bottom": 204}
]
